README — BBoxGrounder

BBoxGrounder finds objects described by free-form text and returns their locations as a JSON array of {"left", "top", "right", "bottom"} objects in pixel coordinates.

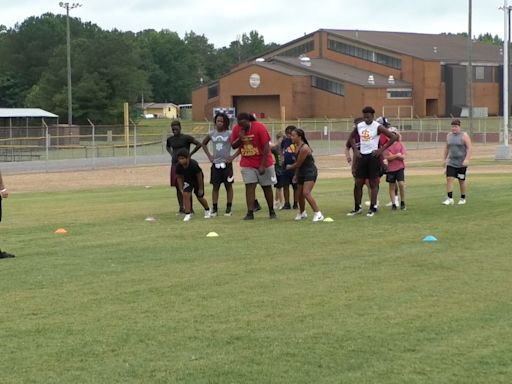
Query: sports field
[{"left": 1, "top": 146, "right": 512, "bottom": 383}]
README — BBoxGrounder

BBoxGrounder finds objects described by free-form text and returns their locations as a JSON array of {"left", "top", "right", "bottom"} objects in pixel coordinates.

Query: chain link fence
[{"left": 0, "top": 117, "right": 508, "bottom": 171}]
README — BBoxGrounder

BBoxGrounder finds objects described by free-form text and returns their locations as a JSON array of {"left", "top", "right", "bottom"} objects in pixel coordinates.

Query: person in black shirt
[
  {"left": 166, "top": 120, "right": 202, "bottom": 214},
  {"left": 175, "top": 149, "right": 211, "bottom": 222}
]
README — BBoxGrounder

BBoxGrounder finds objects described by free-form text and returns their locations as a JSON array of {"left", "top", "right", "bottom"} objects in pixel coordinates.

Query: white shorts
[{"left": 240, "top": 166, "right": 276, "bottom": 186}]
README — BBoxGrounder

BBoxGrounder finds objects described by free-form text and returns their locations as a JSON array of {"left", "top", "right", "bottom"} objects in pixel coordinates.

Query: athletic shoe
[
  {"left": 243, "top": 213, "right": 254, "bottom": 220},
  {"left": 442, "top": 198, "right": 454, "bottom": 205},
  {"left": 391, "top": 204, "right": 397, "bottom": 211},
  {"left": 210, "top": 209, "right": 218, "bottom": 217},
  {"left": 281, "top": 203, "right": 291, "bottom": 210},
  {"left": 204, "top": 209, "right": 211, "bottom": 219},
  {"left": 0, "top": 250, "right": 15, "bottom": 259},
  {"left": 295, "top": 211, "right": 308, "bottom": 220},
  {"left": 312, "top": 212, "right": 324, "bottom": 222},
  {"left": 365, "top": 200, "right": 379, "bottom": 208},
  {"left": 292, "top": 202, "right": 298, "bottom": 210},
  {"left": 183, "top": 213, "right": 192, "bottom": 222},
  {"left": 400, "top": 202, "right": 406, "bottom": 211},
  {"left": 269, "top": 211, "right": 277, "bottom": 220},
  {"left": 366, "top": 210, "right": 376, "bottom": 217},
  {"left": 224, "top": 208, "right": 232, "bottom": 217},
  {"left": 347, "top": 208, "right": 362, "bottom": 216},
  {"left": 254, "top": 202, "right": 262, "bottom": 211},
  {"left": 458, "top": 198, "right": 466, "bottom": 205}
]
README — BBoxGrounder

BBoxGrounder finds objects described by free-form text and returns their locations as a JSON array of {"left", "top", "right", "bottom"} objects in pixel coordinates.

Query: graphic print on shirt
[
  {"left": 241, "top": 135, "right": 259, "bottom": 157},
  {"left": 361, "top": 128, "right": 371, "bottom": 142}
]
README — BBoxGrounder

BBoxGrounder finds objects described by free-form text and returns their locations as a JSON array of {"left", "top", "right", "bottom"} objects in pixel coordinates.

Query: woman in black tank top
[{"left": 286, "top": 129, "right": 324, "bottom": 222}]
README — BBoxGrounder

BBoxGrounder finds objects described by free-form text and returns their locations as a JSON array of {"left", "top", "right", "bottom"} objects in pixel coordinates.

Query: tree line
[{"left": 0, "top": 14, "right": 277, "bottom": 124}]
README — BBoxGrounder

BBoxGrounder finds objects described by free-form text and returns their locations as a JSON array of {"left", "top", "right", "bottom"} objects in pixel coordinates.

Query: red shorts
[{"left": 170, "top": 164, "right": 177, "bottom": 187}]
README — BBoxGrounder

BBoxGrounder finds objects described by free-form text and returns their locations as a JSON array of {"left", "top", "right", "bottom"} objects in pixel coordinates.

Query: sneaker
[
  {"left": 292, "top": 202, "right": 298, "bottom": 210},
  {"left": 312, "top": 212, "right": 324, "bottom": 222},
  {"left": 243, "top": 213, "right": 254, "bottom": 220},
  {"left": 294, "top": 211, "right": 308, "bottom": 220},
  {"left": 366, "top": 210, "right": 376, "bottom": 217},
  {"left": 183, "top": 213, "right": 192, "bottom": 222},
  {"left": 400, "top": 202, "right": 406, "bottom": 210},
  {"left": 442, "top": 198, "right": 454, "bottom": 205},
  {"left": 391, "top": 204, "right": 397, "bottom": 211},
  {"left": 210, "top": 209, "right": 218, "bottom": 217},
  {"left": 269, "top": 211, "right": 277, "bottom": 220},
  {"left": 254, "top": 202, "right": 262, "bottom": 211},
  {"left": 281, "top": 203, "right": 291, "bottom": 210},
  {"left": 0, "top": 250, "right": 15, "bottom": 259},
  {"left": 347, "top": 208, "right": 362, "bottom": 216},
  {"left": 204, "top": 209, "right": 211, "bottom": 219},
  {"left": 458, "top": 198, "right": 466, "bottom": 205},
  {"left": 224, "top": 208, "right": 232, "bottom": 217},
  {"left": 365, "top": 200, "right": 379, "bottom": 208}
]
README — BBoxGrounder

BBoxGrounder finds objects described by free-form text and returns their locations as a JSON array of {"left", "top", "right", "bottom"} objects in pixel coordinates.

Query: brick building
[{"left": 192, "top": 29, "right": 503, "bottom": 120}]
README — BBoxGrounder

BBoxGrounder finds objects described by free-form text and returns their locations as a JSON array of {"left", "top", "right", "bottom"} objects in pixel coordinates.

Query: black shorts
[
  {"left": 386, "top": 168, "right": 405, "bottom": 183},
  {"left": 297, "top": 170, "right": 318, "bottom": 185},
  {"left": 210, "top": 163, "right": 234, "bottom": 186},
  {"left": 281, "top": 170, "right": 296, "bottom": 186},
  {"left": 274, "top": 173, "right": 286, "bottom": 189},
  {"left": 446, "top": 166, "right": 467, "bottom": 180},
  {"left": 355, "top": 154, "right": 381, "bottom": 180},
  {"left": 183, "top": 181, "right": 205, "bottom": 198}
]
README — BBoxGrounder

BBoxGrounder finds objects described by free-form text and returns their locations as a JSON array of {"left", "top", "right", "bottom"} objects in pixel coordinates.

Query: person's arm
[
  {"left": 166, "top": 137, "right": 173, "bottom": 157},
  {"left": 227, "top": 148, "right": 241, "bottom": 163},
  {"left": 176, "top": 175, "right": 184, "bottom": 193},
  {"left": 463, "top": 133, "right": 472, "bottom": 166},
  {"left": 201, "top": 135, "right": 213, "bottom": 163},
  {"left": 196, "top": 170, "right": 205, "bottom": 196},
  {"left": 374, "top": 126, "right": 397, "bottom": 156},
  {"left": 443, "top": 135, "right": 449, "bottom": 166},
  {"left": 0, "top": 171, "right": 7, "bottom": 198},
  {"left": 231, "top": 126, "right": 242, "bottom": 149},
  {"left": 259, "top": 141, "right": 270, "bottom": 174},
  {"left": 189, "top": 136, "right": 202, "bottom": 156},
  {"left": 348, "top": 129, "right": 360, "bottom": 158},
  {"left": 286, "top": 145, "right": 310, "bottom": 171}
]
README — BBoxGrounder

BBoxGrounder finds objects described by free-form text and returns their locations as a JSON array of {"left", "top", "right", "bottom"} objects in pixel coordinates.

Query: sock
[
  {"left": 226, "top": 202, "right": 232, "bottom": 209},
  {"left": 394, "top": 195, "right": 399, "bottom": 205},
  {"left": 447, "top": 192, "right": 453, "bottom": 198},
  {"left": 461, "top": 194, "right": 466, "bottom": 199},
  {"left": 247, "top": 209, "right": 254, "bottom": 215},
  {"left": 213, "top": 203, "right": 218, "bottom": 211}
]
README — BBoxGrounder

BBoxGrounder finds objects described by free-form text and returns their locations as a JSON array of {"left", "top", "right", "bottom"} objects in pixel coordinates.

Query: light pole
[
  {"left": 59, "top": 2, "right": 81, "bottom": 127},
  {"left": 497, "top": 0, "right": 511, "bottom": 159}
]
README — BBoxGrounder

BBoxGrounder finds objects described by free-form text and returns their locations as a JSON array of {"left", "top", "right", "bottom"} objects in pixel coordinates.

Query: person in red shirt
[
  {"left": 231, "top": 113, "right": 276, "bottom": 220},
  {"left": 383, "top": 127, "right": 407, "bottom": 210}
]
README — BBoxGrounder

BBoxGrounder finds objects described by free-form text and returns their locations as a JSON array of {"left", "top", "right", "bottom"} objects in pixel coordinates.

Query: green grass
[{"left": 1, "top": 173, "right": 512, "bottom": 383}]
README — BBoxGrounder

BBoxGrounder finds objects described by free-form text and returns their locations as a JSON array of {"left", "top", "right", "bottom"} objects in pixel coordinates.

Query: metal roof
[
  {"left": 0, "top": 108, "right": 58, "bottom": 118},
  {"left": 259, "top": 57, "right": 412, "bottom": 88},
  {"left": 325, "top": 29, "right": 502, "bottom": 63}
]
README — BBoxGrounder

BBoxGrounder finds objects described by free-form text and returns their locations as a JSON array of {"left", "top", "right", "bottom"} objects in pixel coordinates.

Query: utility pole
[
  {"left": 497, "top": 0, "right": 511, "bottom": 159},
  {"left": 467, "top": 0, "right": 473, "bottom": 135},
  {"left": 59, "top": 2, "right": 82, "bottom": 127}
]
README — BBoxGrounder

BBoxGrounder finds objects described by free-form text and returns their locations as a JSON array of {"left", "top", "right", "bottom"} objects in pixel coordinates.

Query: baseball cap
[{"left": 376, "top": 116, "right": 390, "bottom": 127}]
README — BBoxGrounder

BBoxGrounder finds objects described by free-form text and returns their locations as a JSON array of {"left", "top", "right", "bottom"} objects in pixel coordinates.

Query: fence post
[
  {"left": 43, "top": 121, "right": 49, "bottom": 173},
  {"left": 130, "top": 119, "right": 137, "bottom": 165},
  {"left": 87, "top": 119, "right": 96, "bottom": 169}
]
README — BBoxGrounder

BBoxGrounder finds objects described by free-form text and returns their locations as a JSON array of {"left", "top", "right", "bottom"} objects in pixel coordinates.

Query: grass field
[{"left": 1, "top": 172, "right": 512, "bottom": 383}]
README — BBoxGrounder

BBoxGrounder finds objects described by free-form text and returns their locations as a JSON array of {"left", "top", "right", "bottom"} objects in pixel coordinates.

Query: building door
[
  {"left": 426, "top": 99, "right": 439, "bottom": 117},
  {"left": 232, "top": 95, "right": 281, "bottom": 119}
]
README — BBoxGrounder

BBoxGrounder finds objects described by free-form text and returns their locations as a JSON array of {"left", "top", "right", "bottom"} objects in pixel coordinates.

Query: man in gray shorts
[
  {"left": 231, "top": 113, "right": 277, "bottom": 220},
  {"left": 442, "top": 119, "right": 472, "bottom": 205}
]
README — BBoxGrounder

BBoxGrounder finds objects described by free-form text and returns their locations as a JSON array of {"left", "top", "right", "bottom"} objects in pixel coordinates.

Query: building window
[
  {"left": 475, "top": 67, "right": 485, "bottom": 80},
  {"left": 312, "top": 76, "right": 344, "bottom": 96},
  {"left": 208, "top": 82, "right": 218, "bottom": 99},
  {"left": 387, "top": 88, "right": 412, "bottom": 99},
  {"left": 278, "top": 40, "right": 314, "bottom": 57},
  {"left": 327, "top": 38, "right": 402, "bottom": 70}
]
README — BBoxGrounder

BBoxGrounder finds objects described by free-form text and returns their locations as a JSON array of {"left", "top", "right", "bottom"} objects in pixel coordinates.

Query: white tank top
[{"left": 357, "top": 121, "right": 380, "bottom": 155}]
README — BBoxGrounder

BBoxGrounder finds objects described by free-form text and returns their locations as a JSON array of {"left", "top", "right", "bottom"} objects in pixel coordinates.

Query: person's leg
[
  {"left": 354, "top": 178, "right": 364, "bottom": 207},
  {"left": 182, "top": 191, "right": 192, "bottom": 213},
  {"left": 388, "top": 182, "right": 396, "bottom": 209},
  {"left": 177, "top": 188, "right": 184, "bottom": 212},
  {"left": 225, "top": 183, "right": 233, "bottom": 213},
  {"left": 369, "top": 178, "right": 379, "bottom": 210},
  {"left": 458, "top": 178, "right": 466, "bottom": 204},
  {"left": 303, "top": 180, "right": 320, "bottom": 212},
  {"left": 197, "top": 195, "right": 210, "bottom": 211},
  {"left": 283, "top": 184, "right": 290, "bottom": 205},
  {"left": 261, "top": 185, "right": 274, "bottom": 212},
  {"left": 245, "top": 183, "right": 257, "bottom": 212},
  {"left": 398, "top": 180, "right": 406, "bottom": 209},
  {"left": 292, "top": 183, "right": 298, "bottom": 209},
  {"left": 297, "top": 184, "right": 305, "bottom": 213},
  {"left": 211, "top": 184, "right": 220, "bottom": 214}
]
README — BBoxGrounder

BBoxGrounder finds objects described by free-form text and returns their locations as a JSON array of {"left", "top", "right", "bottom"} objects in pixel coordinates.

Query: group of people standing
[
  {"left": 165, "top": 106, "right": 473, "bottom": 222},
  {"left": 166, "top": 112, "right": 323, "bottom": 222}
]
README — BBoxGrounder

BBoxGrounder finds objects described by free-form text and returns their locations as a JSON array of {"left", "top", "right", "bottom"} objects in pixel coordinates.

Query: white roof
[{"left": 0, "top": 108, "right": 58, "bottom": 118}]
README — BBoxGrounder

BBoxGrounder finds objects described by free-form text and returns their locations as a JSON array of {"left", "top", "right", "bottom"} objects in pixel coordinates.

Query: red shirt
[
  {"left": 230, "top": 121, "right": 274, "bottom": 168},
  {"left": 384, "top": 141, "right": 406, "bottom": 172}
]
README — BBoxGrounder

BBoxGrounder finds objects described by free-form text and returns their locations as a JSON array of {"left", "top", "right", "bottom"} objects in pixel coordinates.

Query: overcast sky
[{"left": 0, "top": 0, "right": 508, "bottom": 47}]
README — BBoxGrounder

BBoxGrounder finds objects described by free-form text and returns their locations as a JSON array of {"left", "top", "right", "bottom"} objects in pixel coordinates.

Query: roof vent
[
  {"left": 300, "top": 56, "right": 311, "bottom": 67},
  {"left": 433, "top": 46, "right": 438, "bottom": 54},
  {"left": 367, "top": 75, "right": 375, "bottom": 85},
  {"left": 255, "top": 57, "right": 265, "bottom": 62},
  {"left": 387, "top": 75, "right": 395, "bottom": 85}
]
